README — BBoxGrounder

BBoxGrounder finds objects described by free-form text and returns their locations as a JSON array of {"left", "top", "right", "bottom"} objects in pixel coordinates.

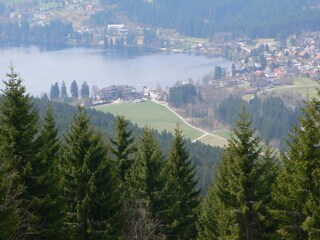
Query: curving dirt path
[{"left": 151, "top": 99, "right": 227, "bottom": 144}]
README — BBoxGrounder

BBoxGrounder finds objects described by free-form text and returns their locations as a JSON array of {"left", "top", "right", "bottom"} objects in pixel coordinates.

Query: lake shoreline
[
  {"left": 0, "top": 46, "right": 232, "bottom": 97},
  {"left": 0, "top": 42, "right": 228, "bottom": 59}
]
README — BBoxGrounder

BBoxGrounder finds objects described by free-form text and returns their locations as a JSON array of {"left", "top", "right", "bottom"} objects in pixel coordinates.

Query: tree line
[
  {"left": 49, "top": 80, "right": 90, "bottom": 101},
  {"left": 0, "top": 20, "right": 73, "bottom": 46}
]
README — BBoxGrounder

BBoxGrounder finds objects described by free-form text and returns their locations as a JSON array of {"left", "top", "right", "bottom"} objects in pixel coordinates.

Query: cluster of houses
[{"left": 204, "top": 32, "right": 320, "bottom": 93}]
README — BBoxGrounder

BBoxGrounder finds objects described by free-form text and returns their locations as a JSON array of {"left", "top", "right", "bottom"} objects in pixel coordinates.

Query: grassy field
[
  {"left": 95, "top": 101, "right": 204, "bottom": 141},
  {"left": 242, "top": 77, "right": 318, "bottom": 100},
  {"left": 199, "top": 135, "right": 227, "bottom": 148},
  {"left": 264, "top": 77, "right": 318, "bottom": 96},
  {"left": 212, "top": 130, "right": 231, "bottom": 139}
]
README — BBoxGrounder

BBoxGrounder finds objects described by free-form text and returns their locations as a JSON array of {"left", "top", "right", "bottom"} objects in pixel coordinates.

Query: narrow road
[
  {"left": 257, "top": 83, "right": 317, "bottom": 95},
  {"left": 151, "top": 99, "right": 227, "bottom": 144}
]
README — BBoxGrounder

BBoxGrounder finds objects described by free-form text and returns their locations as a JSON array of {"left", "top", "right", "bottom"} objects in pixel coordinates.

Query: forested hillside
[
  {"left": 116, "top": 0, "right": 320, "bottom": 38},
  {"left": 0, "top": 20, "right": 73, "bottom": 46},
  {"left": 217, "top": 96, "right": 301, "bottom": 149}
]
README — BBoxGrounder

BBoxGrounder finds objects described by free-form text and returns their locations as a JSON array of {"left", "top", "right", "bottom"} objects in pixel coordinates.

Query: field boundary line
[{"left": 151, "top": 99, "right": 227, "bottom": 143}]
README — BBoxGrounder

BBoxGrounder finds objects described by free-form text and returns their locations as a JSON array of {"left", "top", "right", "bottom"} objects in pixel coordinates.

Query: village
[{"left": 92, "top": 31, "right": 320, "bottom": 105}]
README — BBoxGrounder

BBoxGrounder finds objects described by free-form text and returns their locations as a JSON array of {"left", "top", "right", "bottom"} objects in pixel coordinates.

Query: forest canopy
[{"left": 116, "top": 0, "right": 320, "bottom": 38}]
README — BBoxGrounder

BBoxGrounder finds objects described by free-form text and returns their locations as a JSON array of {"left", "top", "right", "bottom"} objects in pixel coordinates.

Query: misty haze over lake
[{"left": 0, "top": 46, "right": 232, "bottom": 96}]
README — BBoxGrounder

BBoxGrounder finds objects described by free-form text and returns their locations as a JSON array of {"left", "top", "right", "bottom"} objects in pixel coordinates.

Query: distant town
[{"left": 92, "top": 31, "right": 320, "bottom": 105}]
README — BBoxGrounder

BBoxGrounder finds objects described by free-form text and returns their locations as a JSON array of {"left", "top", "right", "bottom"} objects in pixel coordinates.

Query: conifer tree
[
  {"left": 125, "top": 127, "right": 166, "bottom": 239},
  {"left": 50, "top": 82, "right": 60, "bottom": 100},
  {"left": 272, "top": 92, "right": 320, "bottom": 239},
  {"left": 0, "top": 159, "right": 22, "bottom": 240},
  {"left": 110, "top": 116, "right": 137, "bottom": 182},
  {"left": 28, "top": 105, "right": 66, "bottom": 239},
  {"left": 70, "top": 80, "right": 78, "bottom": 100},
  {"left": 197, "top": 151, "right": 233, "bottom": 240},
  {"left": 0, "top": 66, "right": 39, "bottom": 237},
  {"left": 80, "top": 81, "right": 90, "bottom": 99},
  {"left": 60, "top": 81, "right": 68, "bottom": 100},
  {"left": 197, "top": 108, "right": 278, "bottom": 239},
  {"left": 162, "top": 127, "right": 200, "bottom": 239},
  {"left": 60, "top": 107, "right": 120, "bottom": 239}
]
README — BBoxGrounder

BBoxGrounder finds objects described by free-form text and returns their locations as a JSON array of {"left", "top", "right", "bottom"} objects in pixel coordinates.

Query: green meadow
[
  {"left": 95, "top": 101, "right": 203, "bottom": 140},
  {"left": 95, "top": 101, "right": 228, "bottom": 147}
]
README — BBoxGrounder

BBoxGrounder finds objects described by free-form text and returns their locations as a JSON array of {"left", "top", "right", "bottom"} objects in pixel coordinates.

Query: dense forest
[
  {"left": 0, "top": 20, "right": 73, "bottom": 46},
  {"left": 1, "top": 68, "right": 320, "bottom": 239},
  {"left": 116, "top": 0, "right": 320, "bottom": 39},
  {"left": 217, "top": 95, "right": 301, "bottom": 149},
  {"left": 168, "top": 84, "right": 200, "bottom": 108}
]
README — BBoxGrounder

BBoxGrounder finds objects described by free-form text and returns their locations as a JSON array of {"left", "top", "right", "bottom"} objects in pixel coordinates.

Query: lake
[{"left": 0, "top": 46, "right": 232, "bottom": 96}]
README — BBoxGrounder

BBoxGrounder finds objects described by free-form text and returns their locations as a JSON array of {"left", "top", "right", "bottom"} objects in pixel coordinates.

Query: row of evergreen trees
[
  {"left": 0, "top": 67, "right": 200, "bottom": 239},
  {"left": 49, "top": 80, "right": 90, "bottom": 101},
  {"left": 197, "top": 96, "right": 320, "bottom": 238}
]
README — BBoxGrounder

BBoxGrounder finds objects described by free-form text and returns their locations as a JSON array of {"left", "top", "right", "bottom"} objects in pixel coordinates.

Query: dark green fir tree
[
  {"left": 28, "top": 105, "right": 66, "bottom": 239},
  {"left": 197, "top": 108, "right": 278, "bottom": 240},
  {"left": 162, "top": 127, "right": 200, "bottom": 240},
  {"left": 80, "top": 81, "right": 90, "bottom": 99},
  {"left": 50, "top": 82, "right": 60, "bottom": 100},
  {"left": 70, "top": 80, "right": 78, "bottom": 100},
  {"left": 60, "top": 81, "right": 68, "bottom": 100},
  {"left": 0, "top": 159, "right": 22, "bottom": 240},
  {"left": 110, "top": 116, "right": 137, "bottom": 182},
  {"left": 272, "top": 91, "right": 320, "bottom": 239},
  {"left": 0, "top": 66, "right": 39, "bottom": 238},
  {"left": 60, "top": 107, "right": 120, "bottom": 239},
  {"left": 125, "top": 127, "right": 166, "bottom": 239},
  {"left": 197, "top": 151, "right": 233, "bottom": 240}
]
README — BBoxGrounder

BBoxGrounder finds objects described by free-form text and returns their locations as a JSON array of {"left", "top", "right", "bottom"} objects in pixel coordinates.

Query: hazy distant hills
[{"left": 104, "top": 0, "right": 320, "bottom": 39}]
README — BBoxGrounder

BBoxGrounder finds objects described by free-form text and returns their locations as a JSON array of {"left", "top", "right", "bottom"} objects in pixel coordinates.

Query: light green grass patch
[
  {"left": 199, "top": 135, "right": 227, "bottom": 148},
  {"left": 212, "top": 130, "right": 231, "bottom": 139},
  {"left": 259, "top": 77, "right": 318, "bottom": 98},
  {"left": 95, "top": 101, "right": 203, "bottom": 140},
  {"left": 293, "top": 77, "right": 318, "bottom": 86}
]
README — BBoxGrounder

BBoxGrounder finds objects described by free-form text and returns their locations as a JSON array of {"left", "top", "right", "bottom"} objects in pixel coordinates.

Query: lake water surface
[{"left": 0, "top": 46, "right": 232, "bottom": 96}]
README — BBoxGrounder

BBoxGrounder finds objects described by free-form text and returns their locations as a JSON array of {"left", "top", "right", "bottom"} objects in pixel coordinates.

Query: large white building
[{"left": 97, "top": 85, "right": 136, "bottom": 100}]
